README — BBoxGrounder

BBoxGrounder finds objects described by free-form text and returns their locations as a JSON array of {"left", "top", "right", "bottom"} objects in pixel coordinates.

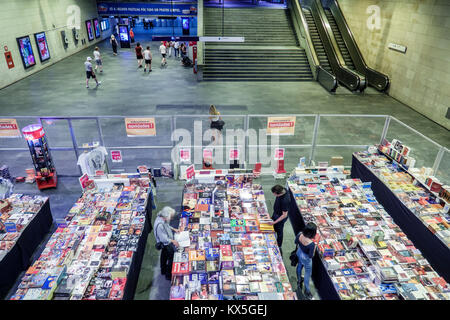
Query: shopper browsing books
[
  {"left": 154, "top": 206, "right": 180, "bottom": 280},
  {"left": 268, "top": 185, "right": 290, "bottom": 253},
  {"left": 295, "top": 222, "right": 317, "bottom": 300}
]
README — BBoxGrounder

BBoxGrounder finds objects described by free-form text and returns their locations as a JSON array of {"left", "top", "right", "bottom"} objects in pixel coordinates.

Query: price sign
[
  {"left": 274, "top": 148, "right": 285, "bottom": 160},
  {"left": 186, "top": 164, "right": 195, "bottom": 180},
  {"left": 229, "top": 149, "right": 239, "bottom": 160},
  {"left": 180, "top": 148, "right": 191, "bottom": 162},
  {"left": 203, "top": 148, "right": 213, "bottom": 160},
  {"left": 111, "top": 150, "right": 122, "bottom": 163}
]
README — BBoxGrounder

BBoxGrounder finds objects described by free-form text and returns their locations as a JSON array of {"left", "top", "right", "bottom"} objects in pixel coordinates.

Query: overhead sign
[
  {"left": 0, "top": 119, "right": 21, "bottom": 138},
  {"left": 111, "top": 150, "right": 123, "bottom": 163},
  {"left": 125, "top": 118, "right": 156, "bottom": 136},
  {"left": 267, "top": 116, "right": 296, "bottom": 135},
  {"left": 97, "top": 2, "right": 198, "bottom": 16}
]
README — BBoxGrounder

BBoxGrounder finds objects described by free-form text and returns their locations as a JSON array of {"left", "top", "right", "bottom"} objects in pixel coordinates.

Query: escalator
[
  {"left": 303, "top": 8, "right": 333, "bottom": 74},
  {"left": 324, "top": 8, "right": 355, "bottom": 70},
  {"left": 321, "top": 0, "right": 389, "bottom": 91}
]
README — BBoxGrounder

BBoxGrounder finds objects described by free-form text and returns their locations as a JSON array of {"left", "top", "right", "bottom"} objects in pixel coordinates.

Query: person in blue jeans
[{"left": 295, "top": 222, "right": 317, "bottom": 300}]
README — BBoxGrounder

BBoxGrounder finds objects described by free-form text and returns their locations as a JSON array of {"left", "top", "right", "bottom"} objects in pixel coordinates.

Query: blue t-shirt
[{"left": 295, "top": 233, "right": 315, "bottom": 258}]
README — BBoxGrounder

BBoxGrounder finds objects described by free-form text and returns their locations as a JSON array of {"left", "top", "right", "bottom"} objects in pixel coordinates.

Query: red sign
[
  {"left": 186, "top": 164, "right": 195, "bottom": 180},
  {"left": 274, "top": 148, "right": 285, "bottom": 160},
  {"left": 203, "top": 149, "right": 213, "bottom": 160},
  {"left": 180, "top": 148, "right": 191, "bottom": 162},
  {"left": 79, "top": 173, "right": 90, "bottom": 189},
  {"left": 4, "top": 51, "right": 14, "bottom": 69},
  {"left": 95, "top": 170, "right": 105, "bottom": 176},
  {"left": 229, "top": 149, "right": 239, "bottom": 160},
  {"left": 111, "top": 150, "right": 122, "bottom": 163},
  {"left": 22, "top": 124, "right": 45, "bottom": 140}
]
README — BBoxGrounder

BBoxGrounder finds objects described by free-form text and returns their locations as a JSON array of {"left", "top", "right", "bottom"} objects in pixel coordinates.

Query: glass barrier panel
[
  {"left": 0, "top": 117, "right": 41, "bottom": 149},
  {"left": 312, "top": 146, "right": 366, "bottom": 167},
  {"left": 49, "top": 150, "right": 80, "bottom": 176},
  {"left": 317, "top": 115, "right": 387, "bottom": 146},
  {"left": 40, "top": 119, "right": 74, "bottom": 148},
  {"left": 0, "top": 150, "right": 33, "bottom": 177},
  {"left": 385, "top": 118, "right": 441, "bottom": 168},
  {"left": 435, "top": 150, "right": 450, "bottom": 185},
  {"left": 106, "top": 147, "right": 173, "bottom": 174},
  {"left": 71, "top": 119, "right": 101, "bottom": 148}
]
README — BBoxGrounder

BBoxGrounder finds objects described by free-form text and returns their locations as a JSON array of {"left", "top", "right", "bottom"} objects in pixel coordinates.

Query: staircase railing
[{"left": 289, "top": 0, "right": 337, "bottom": 92}]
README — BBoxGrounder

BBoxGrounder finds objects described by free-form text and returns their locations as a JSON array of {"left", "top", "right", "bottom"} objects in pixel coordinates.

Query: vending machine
[
  {"left": 22, "top": 124, "right": 57, "bottom": 190},
  {"left": 118, "top": 24, "right": 130, "bottom": 48}
]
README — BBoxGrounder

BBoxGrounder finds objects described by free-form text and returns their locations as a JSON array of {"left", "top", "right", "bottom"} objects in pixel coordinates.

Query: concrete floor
[{"left": 1, "top": 32, "right": 449, "bottom": 300}]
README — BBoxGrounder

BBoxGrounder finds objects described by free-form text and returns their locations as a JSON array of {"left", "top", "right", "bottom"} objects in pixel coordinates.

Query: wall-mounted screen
[
  {"left": 86, "top": 20, "right": 94, "bottom": 41},
  {"left": 34, "top": 32, "right": 50, "bottom": 62},
  {"left": 100, "top": 19, "right": 108, "bottom": 31},
  {"left": 16, "top": 35, "right": 36, "bottom": 69},
  {"left": 93, "top": 18, "right": 101, "bottom": 38}
]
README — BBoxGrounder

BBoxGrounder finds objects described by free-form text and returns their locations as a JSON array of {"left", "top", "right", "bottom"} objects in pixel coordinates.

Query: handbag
[
  {"left": 289, "top": 245, "right": 299, "bottom": 267},
  {"left": 154, "top": 223, "right": 164, "bottom": 251}
]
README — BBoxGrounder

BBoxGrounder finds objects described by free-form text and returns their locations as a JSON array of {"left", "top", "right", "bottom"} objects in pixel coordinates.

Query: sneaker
[
  {"left": 304, "top": 291, "right": 313, "bottom": 300},
  {"left": 297, "top": 277, "right": 304, "bottom": 290},
  {"left": 96, "top": 81, "right": 101, "bottom": 86},
  {"left": 144, "top": 68, "right": 146, "bottom": 72},
  {"left": 86, "top": 85, "right": 89, "bottom": 88}
]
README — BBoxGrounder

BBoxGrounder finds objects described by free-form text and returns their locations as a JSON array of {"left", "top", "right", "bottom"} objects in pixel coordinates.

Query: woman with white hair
[
  {"left": 154, "top": 206, "right": 179, "bottom": 280},
  {"left": 110, "top": 35, "right": 118, "bottom": 56}
]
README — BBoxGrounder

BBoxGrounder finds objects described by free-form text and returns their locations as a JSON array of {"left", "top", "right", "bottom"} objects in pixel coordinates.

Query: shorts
[
  {"left": 162, "top": 54, "right": 166, "bottom": 58},
  {"left": 86, "top": 71, "right": 96, "bottom": 79},
  {"left": 136, "top": 54, "right": 143, "bottom": 60},
  {"left": 95, "top": 59, "right": 102, "bottom": 66},
  {"left": 145, "top": 59, "right": 152, "bottom": 64}
]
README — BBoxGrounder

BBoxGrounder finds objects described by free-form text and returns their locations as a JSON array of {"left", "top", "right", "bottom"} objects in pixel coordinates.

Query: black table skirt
[
  {"left": 0, "top": 199, "right": 53, "bottom": 299},
  {"left": 287, "top": 189, "right": 340, "bottom": 300},
  {"left": 123, "top": 199, "right": 152, "bottom": 300},
  {"left": 351, "top": 155, "right": 450, "bottom": 282}
]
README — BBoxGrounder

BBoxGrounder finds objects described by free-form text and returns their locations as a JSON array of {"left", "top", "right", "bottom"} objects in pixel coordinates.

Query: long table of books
[
  {"left": 8, "top": 176, "right": 151, "bottom": 300},
  {"left": 287, "top": 167, "right": 450, "bottom": 300},
  {"left": 170, "top": 174, "right": 297, "bottom": 300},
  {"left": 0, "top": 194, "right": 52, "bottom": 298},
  {"left": 351, "top": 150, "right": 450, "bottom": 282}
]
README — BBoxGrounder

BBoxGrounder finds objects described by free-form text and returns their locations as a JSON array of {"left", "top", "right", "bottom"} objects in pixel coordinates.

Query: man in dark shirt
[{"left": 268, "top": 185, "right": 290, "bottom": 254}]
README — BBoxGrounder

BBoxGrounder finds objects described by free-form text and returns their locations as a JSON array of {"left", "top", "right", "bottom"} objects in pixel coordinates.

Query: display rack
[{"left": 22, "top": 124, "right": 57, "bottom": 190}]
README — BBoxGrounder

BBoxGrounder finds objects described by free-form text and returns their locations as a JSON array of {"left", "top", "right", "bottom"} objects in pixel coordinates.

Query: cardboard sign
[
  {"left": 111, "top": 150, "right": 122, "bottom": 163},
  {"left": 203, "top": 149, "right": 213, "bottom": 160},
  {"left": 186, "top": 164, "right": 195, "bottom": 180},
  {"left": 180, "top": 148, "right": 191, "bottom": 162},
  {"left": 274, "top": 148, "right": 285, "bottom": 160},
  {"left": 267, "top": 116, "right": 296, "bottom": 135},
  {"left": 124, "top": 118, "right": 156, "bottom": 136},
  {"left": 0, "top": 119, "right": 20, "bottom": 137},
  {"left": 229, "top": 149, "right": 239, "bottom": 160}
]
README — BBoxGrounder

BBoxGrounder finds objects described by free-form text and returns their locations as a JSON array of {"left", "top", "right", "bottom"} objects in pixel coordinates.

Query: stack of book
[
  {"left": 354, "top": 150, "right": 450, "bottom": 247},
  {"left": 170, "top": 174, "right": 296, "bottom": 300},
  {"left": 0, "top": 194, "right": 48, "bottom": 259},
  {"left": 9, "top": 179, "right": 149, "bottom": 300},
  {"left": 288, "top": 168, "right": 450, "bottom": 300}
]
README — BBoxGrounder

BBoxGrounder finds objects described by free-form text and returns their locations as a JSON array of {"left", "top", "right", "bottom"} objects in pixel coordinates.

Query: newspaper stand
[{"left": 22, "top": 124, "right": 57, "bottom": 190}]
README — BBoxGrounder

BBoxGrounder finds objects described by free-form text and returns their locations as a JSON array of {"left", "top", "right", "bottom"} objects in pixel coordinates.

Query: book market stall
[
  {"left": 287, "top": 166, "right": 450, "bottom": 300},
  {"left": 8, "top": 173, "right": 152, "bottom": 300},
  {"left": 351, "top": 144, "right": 450, "bottom": 282},
  {"left": 0, "top": 194, "right": 52, "bottom": 298},
  {"left": 170, "top": 173, "right": 297, "bottom": 300}
]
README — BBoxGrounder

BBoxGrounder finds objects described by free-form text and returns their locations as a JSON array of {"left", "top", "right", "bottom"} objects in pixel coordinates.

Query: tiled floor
[{"left": 1, "top": 32, "right": 449, "bottom": 300}]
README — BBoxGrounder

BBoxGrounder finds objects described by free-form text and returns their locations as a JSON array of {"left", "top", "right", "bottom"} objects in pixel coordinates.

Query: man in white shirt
[
  {"left": 143, "top": 46, "right": 152, "bottom": 73},
  {"left": 174, "top": 41, "right": 180, "bottom": 58},
  {"left": 159, "top": 41, "right": 167, "bottom": 66},
  {"left": 84, "top": 57, "right": 101, "bottom": 88},
  {"left": 93, "top": 47, "right": 103, "bottom": 73}
]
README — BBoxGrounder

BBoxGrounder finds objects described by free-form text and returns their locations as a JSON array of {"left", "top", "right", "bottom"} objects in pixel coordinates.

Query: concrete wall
[
  {"left": 337, "top": 0, "right": 450, "bottom": 130},
  {"left": 0, "top": 0, "right": 114, "bottom": 89}
]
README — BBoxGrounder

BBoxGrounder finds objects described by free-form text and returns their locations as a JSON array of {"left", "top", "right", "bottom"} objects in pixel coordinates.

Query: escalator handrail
[
  {"left": 309, "top": 0, "right": 361, "bottom": 91},
  {"left": 328, "top": 0, "right": 389, "bottom": 91}
]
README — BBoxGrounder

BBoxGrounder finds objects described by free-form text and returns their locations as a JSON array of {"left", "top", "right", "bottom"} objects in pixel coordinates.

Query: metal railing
[{"left": 0, "top": 114, "right": 448, "bottom": 184}]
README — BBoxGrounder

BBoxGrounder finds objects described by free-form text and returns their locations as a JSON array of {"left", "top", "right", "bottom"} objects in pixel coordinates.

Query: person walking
[
  {"left": 84, "top": 57, "right": 101, "bottom": 88},
  {"left": 159, "top": 41, "right": 167, "bottom": 67},
  {"left": 295, "top": 222, "right": 317, "bottom": 300},
  {"left": 168, "top": 41, "right": 173, "bottom": 58},
  {"left": 110, "top": 35, "right": 118, "bottom": 56},
  {"left": 135, "top": 42, "right": 144, "bottom": 68},
  {"left": 143, "top": 45, "right": 152, "bottom": 73},
  {"left": 174, "top": 41, "right": 180, "bottom": 58},
  {"left": 154, "top": 206, "right": 180, "bottom": 280},
  {"left": 209, "top": 105, "right": 224, "bottom": 143},
  {"left": 129, "top": 28, "right": 135, "bottom": 43},
  {"left": 267, "top": 185, "right": 290, "bottom": 254},
  {"left": 93, "top": 47, "right": 103, "bottom": 73}
]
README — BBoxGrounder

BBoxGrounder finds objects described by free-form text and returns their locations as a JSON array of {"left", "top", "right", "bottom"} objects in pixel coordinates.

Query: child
[
  {"left": 93, "top": 47, "right": 102, "bottom": 73},
  {"left": 85, "top": 57, "right": 101, "bottom": 88}
]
